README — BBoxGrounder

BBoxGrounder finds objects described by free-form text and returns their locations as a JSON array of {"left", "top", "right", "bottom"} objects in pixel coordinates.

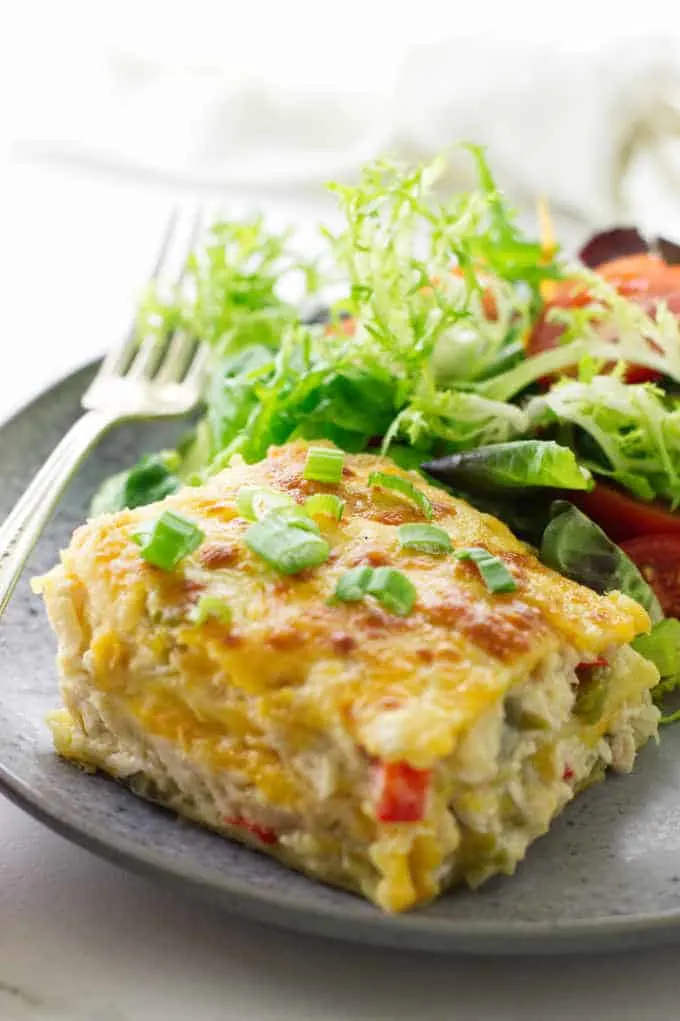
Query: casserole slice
[{"left": 35, "top": 442, "right": 659, "bottom": 912}]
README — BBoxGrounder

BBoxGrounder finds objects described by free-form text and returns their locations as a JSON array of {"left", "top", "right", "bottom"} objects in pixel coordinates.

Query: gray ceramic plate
[{"left": 3, "top": 364, "right": 680, "bottom": 955}]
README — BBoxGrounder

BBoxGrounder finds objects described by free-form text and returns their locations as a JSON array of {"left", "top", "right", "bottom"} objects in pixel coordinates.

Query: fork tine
[
  {"left": 154, "top": 332, "right": 196, "bottom": 384},
  {"left": 153, "top": 203, "right": 204, "bottom": 293},
  {"left": 82, "top": 203, "right": 212, "bottom": 419},
  {"left": 126, "top": 332, "right": 164, "bottom": 380},
  {"left": 183, "top": 343, "right": 211, "bottom": 388},
  {"left": 95, "top": 209, "right": 182, "bottom": 380},
  {"left": 126, "top": 205, "right": 204, "bottom": 380}
]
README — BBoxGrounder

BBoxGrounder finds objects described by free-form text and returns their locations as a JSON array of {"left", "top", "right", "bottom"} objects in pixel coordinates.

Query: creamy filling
[
  {"left": 439, "top": 644, "right": 659, "bottom": 889},
  {"left": 50, "top": 639, "right": 660, "bottom": 912}
]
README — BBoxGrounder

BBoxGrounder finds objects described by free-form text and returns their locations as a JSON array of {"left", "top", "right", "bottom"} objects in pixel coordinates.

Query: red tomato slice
[
  {"left": 528, "top": 253, "right": 680, "bottom": 384},
  {"left": 571, "top": 482, "right": 680, "bottom": 543},
  {"left": 620, "top": 534, "right": 680, "bottom": 617},
  {"left": 600, "top": 255, "right": 680, "bottom": 382},
  {"left": 598, "top": 254, "right": 680, "bottom": 298},
  {"left": 374, "top": 761, "right": 431, "bottom": 823}
]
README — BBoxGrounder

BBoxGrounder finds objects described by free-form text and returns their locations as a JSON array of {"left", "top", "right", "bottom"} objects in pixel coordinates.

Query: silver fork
[{"left": 0, "top": 206, "right": 210, "bottom": 616}]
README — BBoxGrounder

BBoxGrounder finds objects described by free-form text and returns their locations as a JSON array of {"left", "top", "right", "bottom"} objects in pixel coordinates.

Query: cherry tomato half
[
  {"left": 598, "top": 254, "right": 680, "bottom": 299},
  {"left": 528, "top": 253, "right": 680, "bottom": 384},
  {"left": 571, "top": 482, "right": 680, "bottom": 544},
  {"left": 620, "top": 534, "right": 680, "bottom": 617}
]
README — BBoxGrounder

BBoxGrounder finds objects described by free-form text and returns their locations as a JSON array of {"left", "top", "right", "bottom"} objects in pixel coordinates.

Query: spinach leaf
[
  {"left": 540, "top": 501, "right": 663, "bottom": 623},
  {"left": 207, "top": 345, "right": 274, "bottom": 453},
  {"left": 89, "top": 452, "right": 180, "bottom": 516},
  {"left": 423, "top": 440, "right": 592, "bottom": 494}
]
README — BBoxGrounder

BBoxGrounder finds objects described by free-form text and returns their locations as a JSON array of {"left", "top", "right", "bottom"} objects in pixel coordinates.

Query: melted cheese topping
[
  {"left": 35, "top": 442, "right": 658, "bottom": 912},
  {"left": 39, "top": 441, "right": 650, "bottom": 777},
  {"left": 37, "top": 439, "right": 645, "bottom": 771}
]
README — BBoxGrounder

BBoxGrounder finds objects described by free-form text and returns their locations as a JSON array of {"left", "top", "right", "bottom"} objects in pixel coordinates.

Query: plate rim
[
  {"left": 5, "top": 752, "right": 680, "bottom": 955},
  {"left": 3, "top": 361, "right": 680, "bottom": 955}
]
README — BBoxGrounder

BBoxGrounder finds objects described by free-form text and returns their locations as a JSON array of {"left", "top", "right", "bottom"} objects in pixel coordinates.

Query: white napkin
[
  {"left": 396, "top": 38, "right": 680, "bottom": 238},
  {"left": 12, "top": 11, "right": 680, "bottom": 243}
]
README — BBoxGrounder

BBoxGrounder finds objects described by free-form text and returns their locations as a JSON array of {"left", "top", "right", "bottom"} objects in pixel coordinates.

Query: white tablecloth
[{"left": 3, "top": 154, "right": 680, "bottom": 1021}]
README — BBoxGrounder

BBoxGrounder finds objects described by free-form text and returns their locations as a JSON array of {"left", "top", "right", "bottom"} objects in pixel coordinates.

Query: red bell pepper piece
[
  {"left": 224, "top": 816, "right": 277, "bottom": 845},
  {"left": 374, "top": 760, "right": 431, "bottom": 823}
]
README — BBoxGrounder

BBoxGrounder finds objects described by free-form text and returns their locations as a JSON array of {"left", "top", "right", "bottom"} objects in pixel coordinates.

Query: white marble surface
[{"left": 3, "top": 155, "right": 680, "bottom": 1020}]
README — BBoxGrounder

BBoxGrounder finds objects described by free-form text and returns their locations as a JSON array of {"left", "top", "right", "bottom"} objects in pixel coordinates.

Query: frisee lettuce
[
  {"left": 136, "top": 216, "right": 319, "bottom": 357},
  {"left": 529, "top": 376, "right": 680, "bottom": 506},
  {"left": 325, "top": 149, "right": 558, "bottom": 397},
  {"left": 480, "top": 267, "right": 680, "bottom": 403},
  {"left": 188, "top": 148, "right": 558, "bottom": 473},
  {"left": 91, "top": 145, "right": 680, "bottom": 563},
  {"left": 90, "top": 147, "right": 559, "bottom": 512}
]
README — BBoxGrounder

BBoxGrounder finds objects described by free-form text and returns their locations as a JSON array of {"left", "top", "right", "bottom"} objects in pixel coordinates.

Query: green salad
[{"left": 92, "top": 144, "right": 680, "bottom": 719}]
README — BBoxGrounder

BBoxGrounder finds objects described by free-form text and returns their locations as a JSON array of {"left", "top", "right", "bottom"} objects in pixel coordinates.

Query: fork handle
[{"left": 0, "top": 410, "right": 115, "bottom": 616}]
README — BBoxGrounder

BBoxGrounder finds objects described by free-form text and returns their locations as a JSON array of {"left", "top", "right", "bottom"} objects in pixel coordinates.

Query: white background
[{"left": 5, "top": 4, "right": 680, "bottom": 1016}]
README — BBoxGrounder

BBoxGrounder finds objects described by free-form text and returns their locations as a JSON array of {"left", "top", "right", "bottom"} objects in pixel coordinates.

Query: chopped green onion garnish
[
  {"left": 333, "top": 566, "right": 374, "bottom": 602},
  {"left": 275, "top": 507, "right": 321, "bottom": 533},
  {"left": 132, "top": 511, "right": 204, "bottom": 571},
  {"left": 304, "top": 493, "right": 345, "bottom": 521},
  {"left": 189, "top": 595, "right": 232, "bottom": 626},
  {"left": 303, "top": 447, "right": 345, "bottom": 484},
  {"left": 237, "top": 487, "right": 321, "bottom": 532},
  {"left": 332, "top": 565, "right": 416, "bottom": 615},
  {"left": 246, "top": 515, "right": 330, "bottom": 575},
  {"left": 368, "top": 472, "right": 433, "bottom": 519},
  {"left": 365, "top": 567, "right": 417, "bottom": 616},
  {"left": 237, "top": 486, "right": 294, "bottom": 522},
  {"left": 397, "top": 523, "right": 452, "bottom": 554},
  {"left": 454, "top": 547, "right": 517, "bottom": 594}
]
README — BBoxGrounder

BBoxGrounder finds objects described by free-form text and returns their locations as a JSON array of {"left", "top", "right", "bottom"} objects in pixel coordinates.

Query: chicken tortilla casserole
[{"left": 34, "top": 441, "right": 660, "bottom": 913}]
